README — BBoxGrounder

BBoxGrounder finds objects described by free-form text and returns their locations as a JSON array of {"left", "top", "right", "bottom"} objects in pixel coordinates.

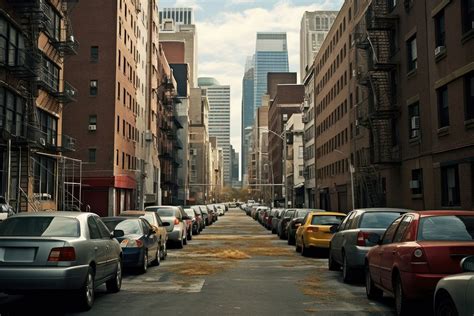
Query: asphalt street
[{"left": 0, "top": 208, "right": 397, "bottom": 315}]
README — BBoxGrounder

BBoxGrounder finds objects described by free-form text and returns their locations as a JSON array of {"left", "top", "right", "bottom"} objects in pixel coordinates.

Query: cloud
[
  {"left": 194, "top": 0, "right": 343, "bottom": 158},
  {"left": 174, "top": 0, "right": 203, "bottom": 11},
  {"left": 230, "top": 0, "right": 256, "bottom": 4}
]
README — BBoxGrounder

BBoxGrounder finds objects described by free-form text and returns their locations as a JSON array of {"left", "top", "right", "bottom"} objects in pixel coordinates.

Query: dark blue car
[{"left": 103, "top": 217, "right": 160, "bottom": 274}]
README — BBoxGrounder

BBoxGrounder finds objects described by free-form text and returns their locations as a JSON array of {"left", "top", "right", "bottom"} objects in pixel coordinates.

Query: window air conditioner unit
[
  {"left": 145, "top": 130, "right": 152, "bottom": 141},
  {"left": 67, "top": 35, "right": 75, "bottom": 43},
  {"left": 303, "top": 100, "right": 309, "bottom": 109},
  {"left": 355, "top": 119, "right": 360, "bottom": 127},
  {"left": 434, "top": 46, "right": 445, "bottom": 56},
  {"left": 88, "top": 124, "right": 96, "bottom": 131},
  {"left": 411, "top": 129, "right": 420, "bottom": 138},
  {"left": 39, "top": 138, "right": 46, "bottom": 146},
  {"left": 411, "top": 116, "right": 420, "bottom": 129},
  {"left": 90, "top": 81, "right": 97, "bottom": 88},
  {"left": 409, "top": 180, "right": 420, "bottom": 189}
]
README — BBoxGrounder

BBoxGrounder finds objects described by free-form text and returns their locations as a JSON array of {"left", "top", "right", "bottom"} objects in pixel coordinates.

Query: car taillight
[
  {"left": 48, "top": 247, "right": 76, "bottom": 262},
  {"left": 306, "top": 226, "right": 319, "bottom": 233},
  {"left": 174, "top": 218, "right": 180, "bottom": 225},
  {"left": 357, "top": 231, "right": 370, "bottom": 246},
  {"left": 120, "top": 239, "right": 144, "bottom": 248}
]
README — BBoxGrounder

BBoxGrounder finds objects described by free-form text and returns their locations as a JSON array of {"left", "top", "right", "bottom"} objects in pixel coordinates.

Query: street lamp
[{"left": 334, "top": 149, "right": 355, "bottom": 210}]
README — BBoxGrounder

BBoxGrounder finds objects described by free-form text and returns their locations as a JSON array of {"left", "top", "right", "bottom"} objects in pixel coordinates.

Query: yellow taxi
[{"left": 295, "top": 211, "right": 346, "bottom": 256}]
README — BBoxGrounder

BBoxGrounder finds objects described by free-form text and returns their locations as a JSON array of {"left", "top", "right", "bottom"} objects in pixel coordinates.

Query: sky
[{"left": 160, "top": 0, "right": 344, "bottom": 157}]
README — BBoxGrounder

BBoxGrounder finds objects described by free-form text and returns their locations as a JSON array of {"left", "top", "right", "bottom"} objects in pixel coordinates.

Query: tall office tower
[
  {"left": 300, "top": 11, "right": 338, "bottom": 81},
  {"left": 198, "top": 78, "right": 231, "bottom": 186},
  {"left": 64, "top": 0, "right": 168, "bottom": 215},
  {"left": 230, "top": 145, "right": 240, "bottom": 188},
  {"left": 241, "top": 55, "right": 255, "bottom": 185},
  {"left": 159, "top": 7, "right": 194, "bottom": 25},
  {"left": 160, "top": 9, "right": 198, "bottom": 87},
  {"left": 254, "top": 32, "right": 289, "bottom": 108}
]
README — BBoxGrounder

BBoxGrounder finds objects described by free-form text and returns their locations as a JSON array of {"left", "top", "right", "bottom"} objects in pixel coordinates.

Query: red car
[{"left": 365, "top": 211, "right": 474, "bottom": 316}]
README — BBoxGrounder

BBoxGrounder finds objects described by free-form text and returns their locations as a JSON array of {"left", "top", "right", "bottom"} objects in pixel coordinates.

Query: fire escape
[
  {"left": 354, "top": 0, "right": 399, "bottom": 207},
  {"left": 5, "top": 0, "right": 81, "bottom": 212}
]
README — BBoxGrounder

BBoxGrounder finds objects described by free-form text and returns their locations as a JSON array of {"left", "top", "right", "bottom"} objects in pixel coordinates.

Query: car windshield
[
  {"left": 418, "top": 215, "right": 474, "bottom": 241},
  {"left": 359, "top": 212, "right": 404, "bottom": 229},
  {"left": 148, "top": 208, "right": 175, "bottom": 217},
  {"left": 296, "top": 210, "right": 310, "bottom": 217},
  {"left": 0, "top": 216, "right": 80, "bottom": 237},
  {"left": 184, "top": 209, "right": 194, "bottom": 217},
  {"left": 286, "top": 210, "right": 295, "bottom": 217},
  {"left": 141, "top": 213, "right": 155, "bottom": 225},
  {"left": 311, "top": 215, "right": 345, "bottom": 226},
  {"left": 106, "top": 219, "right": 142, "bottom": 235}
]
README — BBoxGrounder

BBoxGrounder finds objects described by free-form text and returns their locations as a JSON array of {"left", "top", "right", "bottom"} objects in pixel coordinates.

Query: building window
[
  {"left": 39, "top": 109, "right": 58, "bottom": 146},
  {"left": 465, "top": 71, "right": 474, "bottom": 120},
  {"left": 0, "top": 87, "right": 25, "bottom": 137},
  {"left": 408, "top": 103, "right": 420, "bottom": 139},
  {"left": 88, "top": 148, "right": 96, "bottom": 163},
  {"left": 299, "top": 165, "right": 304, "bottom": 177},
  {"left": 0, "top": 16, "right": 26, "bottom": 67},
  {"left": 90, "top": 80, "right": 98, "bottom": 96},
  {"left": 41, "top": 56, "right": 60, "bottom": 92},
  {"left": 437, "top": 85, "right": 449, "bottom": 128},
  {"left": 89, "top": 115, "right": 97, "bottom": 131},
  {"left": 389, "top": 0, "right": 397, "bottom": 11},
  {"left": 441, "top": 165, "right": 460, "bottom": 206},
  {"left": 434, "top": 11, "right": 445, "bottom": 48},
  {"left": 407, "top": 35, "right": 417, "bottom": 72},
  {"left": 45, "top": 3, "right": 61, "bottom": 41},
  {"left": 117, "top": 115, "right": 120, "bottom": 133},
  {"left": 298, "top": 146, "right": 304, "bottom": 158},
  {"left": 461, "top": 0, "right": 474, "bottom": 34},
  {"left": 121, "top": 152, "right": 125, "bottom": 169},
  {"left": 33, "top": 155, "right": 55, "bottom": 199},
  {"left": 90, "top": 46, "right": 99, "bottom": 62},
  {"left": 116, "top": 150, "right": 119, "bottom": 165},
  {"left": 411, "top": 169, "right": 423, "bottom": 195}
]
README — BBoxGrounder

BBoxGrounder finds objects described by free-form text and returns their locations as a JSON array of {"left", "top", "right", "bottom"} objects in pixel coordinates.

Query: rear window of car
[
  {"left": 296, "top": 210, "right": 311, "bottom": 218},
  {"left": 0, "top": 216, "right": 80, "bottom": 237},
  {"left": 141, "top": 213, "right": 156, "bottom": 225},
  {"left": 147, "top": 208, "right": 175, "bottom": 217},
  {"left": 359, "top": 212, "right": 404, "bottom": 229},
  {"left": 311, "top": 215, "right": 345, "bottom": 226},
  {"left": 111, "top": 219, "right": 142, "bottom": 235},
  {"left": 418, "top": 216, "right": 474, "bottom": 241}
]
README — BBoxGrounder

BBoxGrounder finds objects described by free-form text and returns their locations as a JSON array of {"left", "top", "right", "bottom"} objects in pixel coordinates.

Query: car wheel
[
  {"left": 295, "top": 238, "right": 302, "bottom": 253},
  {"left": 176, "top": 237, "right": 184, "bottom": 249},
  {"left": 394, "top": 274, "right": 411, "bottom": 316},
  {"left": 365, "top": 264, "right": 383, "bottom": 300},
  {"left": 77, "top": 267, "right": 95, "bottom": 311},
  {"left": 287, "top": 234, "right": 294, "bottom": 245},
  {"left": 152, "top": 247, "right": 160, "bottom": 266},
  {"left": 160, "top": 242, "right": 167, "bottom": 260},
  {"left": 328, "top": 249, "right": 341, "bottom": 271},
  {"left": 342, "top": 253, "right": 353, "bottom": 283},
  {"left": 106, "top": 259, "right": 122, "bottom": 293},
  {"left": 435, "top": 293, "right": 458, "bottom": 316},
  {"left": 271, "top": 228, "right": 276, "bottom": 234},
  {"left": 140, "top": 251, "right": 148, "bottom": 274},
  {"left": 301, "top": 241, "right": 309, "bottom": 257},
  {"left": 183, "top": 232, "right": 188, "bottom": 245},
  {"left": 188, "top": 229, "right": 192, "bottom": 240}
]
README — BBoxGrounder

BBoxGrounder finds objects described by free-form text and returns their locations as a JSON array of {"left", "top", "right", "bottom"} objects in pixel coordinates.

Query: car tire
[
  {"left": 342, "top": 253, "right": 353, "bottom": 283},
  {"left": 183, "top": 233, "right": 188, "bottom": 245},
  {"left": 287, "top": 234, "right": 295, "bottom": 246},
  {"left": 77, "top": 267, "right": 95, "bottom": 311},
  {"left": 394, "top": 274, "right": 410, "bottom": 316},
  {"left": 301, "top": 240, "right": 309, "bottom": 257},
  {"left": 271, "top": 228, "right": 276, "bottom": 234},
  {"left": 188, "top": 229, "right": 192, "bottom": 241},
  {"left": 139, "top": 251, "right": 148, "bottom": 274},
  {"left": 328, "top": 250, "right": 341, "bottom": 271},
  {"left": 435, "top": 293, "right": 458, "bottom": 316},
  {"left": 176, "top": 237, "right": 184, "bottom": 249},
  {"left": 365, "top": 264, "right": 383, "bottom": 300},
  {"left": 106, "top": 260, "right": 122, "bottom": 293},
  {"left": 151, "top": 247, "right": 160, "bottom": 266},
  {"left": 295, "top": 239, "right": 302, "bottom": 253},
  {"left": 160, "top": 242, "right": 167, "bottom": 260}
]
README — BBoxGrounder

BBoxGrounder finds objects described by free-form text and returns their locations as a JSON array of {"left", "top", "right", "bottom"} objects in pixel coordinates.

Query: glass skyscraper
[
  {"left": 241, "top": 56, "right": 254, "bottom": 183},
  {"left": 254, "top": 32, "right": 289, "bottom": 108}
]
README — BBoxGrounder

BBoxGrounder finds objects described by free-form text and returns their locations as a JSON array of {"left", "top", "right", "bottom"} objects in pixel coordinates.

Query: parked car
[
  {"left": 180, "top": 207, "right": 193, "bottom": 241},
  {"left": 145, "top": 205, "right": 189, "bottom": 248},
  {"left": 199, "top": 205, "right": 210, "bottom": 226},
  {"left": 365, "top": 211, "right": 474, "bottom": 316},
  {"left": 184, "top": 207, "right": 200, "bottom": 235},
  {"left": 295, "top": 211, "right": 346, "bottom": 256},
  {"left": 207, "top": 205, "right": 218, "bottom": 223},
  {"left": 0, "top": 212, "right": 122, "bottom": 311},
  {"left": 191, "top": 205, "right": 205, "bottom": 232},
  {"left": 271, "top": 208, "right": 284, "bottom": 234},
  {"left": 287, "top": 209, "right": 322, "bottom": 245},
  {"left": 329, "top": 208, "right": 408, "bottom": 283},
  {"left": 434, "top": 255, "right": 474, "bottom": 316},
  {"left": 215, "top": 204, "right": 225, "bottom": 216},
  {"left": 278, "top": 209, "right": 296, "bottom": 239},
  {"left": 120, "top": 210, "right": 169, "bottom": 261},
  {"left": 102, "top": 217, "right": 160, "bottom": 273}
]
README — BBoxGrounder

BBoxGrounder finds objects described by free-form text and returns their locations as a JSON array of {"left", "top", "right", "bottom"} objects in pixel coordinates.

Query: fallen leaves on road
[{"left": 298, "top": 275, "right": 336, "bottom": 300}]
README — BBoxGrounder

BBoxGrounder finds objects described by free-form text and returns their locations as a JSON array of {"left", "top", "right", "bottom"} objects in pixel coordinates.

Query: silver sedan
[{"left": 0, "top": 211, "right": 123, "bottom": 311}]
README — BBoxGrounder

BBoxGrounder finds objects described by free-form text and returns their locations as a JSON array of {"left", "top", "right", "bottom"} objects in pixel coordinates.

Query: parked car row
[
  {"left": 0, "top": 203, "right": 230, "bottom": 311},
  {"left": 241, "top": 203, "right": 474, "bottom": 316}
]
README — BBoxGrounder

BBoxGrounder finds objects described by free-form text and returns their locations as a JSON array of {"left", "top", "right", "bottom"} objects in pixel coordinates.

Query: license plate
[{"left": 0, "top": 247, "right": 37, "bottom": 262}]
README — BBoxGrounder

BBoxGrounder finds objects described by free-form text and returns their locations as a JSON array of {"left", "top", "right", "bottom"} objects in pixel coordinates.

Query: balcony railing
[{"left": 53, "top": 80, "right": 78, "bottom": 103}]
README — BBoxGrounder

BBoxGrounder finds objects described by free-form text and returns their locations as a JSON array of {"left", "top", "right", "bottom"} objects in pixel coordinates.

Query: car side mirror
[
  {"left": 461, "top": 255, "right": 474, "bottom": 272},
  {"left": 367, "top": 233, "right": 381, "bottom": 245},
  {"left": 330, "top": 224, "right": 339, "bottom": 234},
  {"left": 113, "top": 229, "right": 124, "bottom": 238},
  {"left": 162, "top": 222, "right": 170, "bottom": 227}
]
